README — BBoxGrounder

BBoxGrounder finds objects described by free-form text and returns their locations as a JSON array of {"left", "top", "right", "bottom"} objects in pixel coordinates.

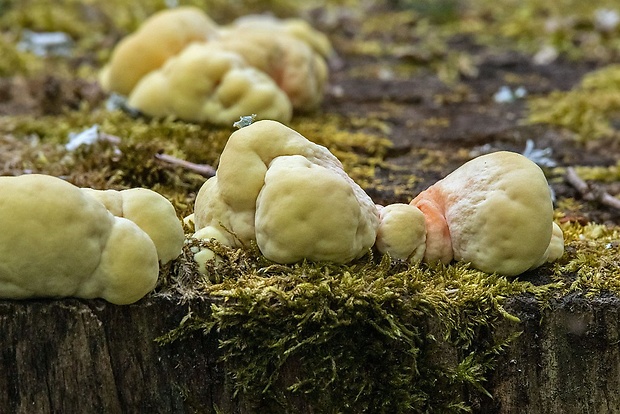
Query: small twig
[
  {"left": 155, "top": 153, "right": 216, "bottom": 178},
  {"left": 565, "top": 167, "right": 620, "bottom": 210},
  {"left": 82, "top": 129, "right": 216, "bottom": 177}
]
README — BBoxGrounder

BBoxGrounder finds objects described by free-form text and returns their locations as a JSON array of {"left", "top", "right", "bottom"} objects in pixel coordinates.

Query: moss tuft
[{"left": 527, "top": 65, "right": 620, "bottom": 142}]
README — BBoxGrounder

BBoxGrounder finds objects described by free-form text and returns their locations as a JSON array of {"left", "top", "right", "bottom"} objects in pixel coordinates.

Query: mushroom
[
  {"left": 375, "top": 203, "right": 426, "bottom": 262},
  {"left": 378, "top": 151, "right": 563, "bottom": 276},
  {"left": 0, "top": 174, "right": 162, "bottom": 304},
  {"left": 214, "top": 26, "right": 329, "bottom": 111},
  {"left": 126, "top": 42, "right": 293, "bottom": 124},
  {"left": 80, "top": 187, "right": 184, "bottom": 264},
  {"left": 99, "top": 6, "right": 219, "bottom": 96},
  {"left": 192, "top": 120, "right": 379, "bottom": 265},
  {"left": 228, "top": 14, "right": 333, "bottom": 59}
]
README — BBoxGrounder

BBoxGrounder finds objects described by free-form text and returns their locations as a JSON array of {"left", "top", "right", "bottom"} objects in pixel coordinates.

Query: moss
[
  {"left": 158, "top": 248, "right": 527, "bottom": 412},
  {"left": 154, "top": 217, "right": 620, "bottom": 412},
  {"left": 574, "top": 161, "right": 620, "bottom": 182},
  {"left": 0, "top": 33, "right": 42, "bottom": 76},
  {"left": 527, "top": 65, "right": 620, "bottom": 142},
  {"left": 460, "top": 0, "right": 620, "bottom": 62}
]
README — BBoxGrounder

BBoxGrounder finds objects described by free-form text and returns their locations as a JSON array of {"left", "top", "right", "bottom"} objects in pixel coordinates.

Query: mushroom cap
[
  {"left": 0, "top": 175, "right": 159, "bottom": 304},
  {"left": 193, "top": 120, "right": 379, "bottom": 264},
  {"left": 99, "top": 6, "right": 218, "bottom": 96},
  {"left": 411, "top": 151, "right": 559, "bottom": 276},
  {"left": 255, "top": 155, "right": 378, "bottom": 263},
  {"left": 81, "top": 187, "right": 185, "bottom": 264},
  {"left": 375, "top": 203, "right": 426, "bottom": 261},
  {"left": 127, "top": 42, "right": 293, "bottom": 124}
]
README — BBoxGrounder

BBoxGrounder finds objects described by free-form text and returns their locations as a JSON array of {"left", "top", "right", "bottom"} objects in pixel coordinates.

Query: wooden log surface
[{"left": 1, "top": 294, "right": 620, "bottom": 413}]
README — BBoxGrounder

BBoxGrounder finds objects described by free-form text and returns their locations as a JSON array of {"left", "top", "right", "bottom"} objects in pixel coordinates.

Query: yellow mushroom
[
  {"left": 80, "top": 187, "right": 184, "bottom": 264},
  {"left": 0, "top": 175, "right": 162, "bottom": 304},
  {"left": 99, "top": 6, "right": 219, "bottom": 96},
  {"left": 407, "top": 151, "right": 564, "bottom": 275},
  {"left": 192, "top": 120, "right": 379, "bottom": 265},
  {"left": 126, "top": 42, "right": 293, "bottom": 124}
]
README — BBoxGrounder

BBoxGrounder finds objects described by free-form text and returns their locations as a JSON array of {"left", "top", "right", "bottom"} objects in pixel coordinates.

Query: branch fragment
[{"left": 565, "top": 167, "right": 620, "bottom": 210}]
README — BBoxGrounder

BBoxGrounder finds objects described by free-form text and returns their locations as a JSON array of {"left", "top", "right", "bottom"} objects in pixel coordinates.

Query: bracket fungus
[
  {"left": 0, "top": 175, "right": 183, "bottom": 304},
  {"left": 99, "top": 8, "right": 331, "bottom": 124},
  {"left": 191, "top": 120, "right": 379, "bottom": 265},
  {"left": 377, "top": 151, "right": 565, "bottom": 276}
]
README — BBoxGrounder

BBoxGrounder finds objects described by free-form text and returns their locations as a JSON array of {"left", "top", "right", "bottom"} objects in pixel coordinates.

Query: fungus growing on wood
[
  {"left": 377, "top": 151, "right": 564, "bottom": 275},
  {"left": 0, "top": 175, "right": 182, "bottom": 304},
  {"left": 99, "top": 6, "right": 218, "bottom": 96},
  {"left": 99, "top": 8, "right": 331, "bottom": 123},
  {"left": 191, "top": 120, "right": 379, "bottom": 265},
  {"left": 80, "top": 187, "right": 185, "bottom": 264},
  {"left": 126, "top": 43, "right": 293, "bottom": 124}
]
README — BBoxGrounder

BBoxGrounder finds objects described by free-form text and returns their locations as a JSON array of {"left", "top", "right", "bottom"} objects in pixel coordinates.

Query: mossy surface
[
  {"left": 1, "top": 0, "right": 619, "bottom": 412},
  {"left": 154, "top": 217, "right": 620, "bottom": 413},
  {"left": 528, "top": 65, "right": 620, "bottom": 142}
]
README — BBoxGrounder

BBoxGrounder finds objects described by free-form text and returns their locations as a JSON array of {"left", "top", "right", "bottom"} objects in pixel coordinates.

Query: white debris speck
[
  {"left": 594, "top": 9, "right": 620, "bottom": 32},
  {"left": 18, "top": 30, "right": 74, "bottom": 57},
  {"left": 493, "top": 86, "right": 527, "bottom": 103},
  {"left": 521, "top": 139, "right": 557, "bottom": 168},
  {"left": 66, "top": 125, "right": 100, "bottom": 151},
  {"left": 533, "top": 45, "right": 559, "bottom": 66},
  {"left": 233, "top": 114, "right": 257, "bottom": 129}
]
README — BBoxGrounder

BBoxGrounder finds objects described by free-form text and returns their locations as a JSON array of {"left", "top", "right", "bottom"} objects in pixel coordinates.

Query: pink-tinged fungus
[
  {"left": 407, "top": 151, "right": 564, "bottom": 276},
  {"left": 0, "top": 175, "right": 162, "bottom": 304},
  {"left": 99, "top": 6, "right": 218, "bottom": 96},
  {"left": 126, "top": 43, "right": 292, "bottom": 124},
  {"left": 192, "top": 120, "right": 379, "bottom": 265}
]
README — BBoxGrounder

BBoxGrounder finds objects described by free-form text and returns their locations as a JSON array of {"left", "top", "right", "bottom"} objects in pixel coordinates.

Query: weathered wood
[
  {"left": 484, "top": 294, "right": 620, "bottom": 414},
  {"left": 1, "top": 295, "right": 620, "bottom": 413}
]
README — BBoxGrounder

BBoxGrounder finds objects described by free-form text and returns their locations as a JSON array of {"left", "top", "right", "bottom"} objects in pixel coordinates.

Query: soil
[{"left": 0, "top": 3, "right": 619, "bottom": 223}]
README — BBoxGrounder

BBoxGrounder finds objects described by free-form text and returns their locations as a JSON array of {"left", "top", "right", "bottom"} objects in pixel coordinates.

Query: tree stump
[{"left": 1, "top": 294, "right": 620, "bottom": 413}]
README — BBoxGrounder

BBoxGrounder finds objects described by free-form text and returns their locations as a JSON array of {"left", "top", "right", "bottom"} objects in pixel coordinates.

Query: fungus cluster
[
  {"left": 0, "top": 175, "right": 184, "bottom": 304},
  {"left": 192, "top": 121, "right": 564, "bottom": 276},
  {"left": 191, "top": 120, "right": 379, "bottom": 266},
  {"left": 99, "top": 7, "right": 331, "bottom": 125}
]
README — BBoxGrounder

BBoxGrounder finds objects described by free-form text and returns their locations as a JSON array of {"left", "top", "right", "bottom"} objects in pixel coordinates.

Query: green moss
[
  {"left": 527, "top": 65, "right": 620, "bottom": 142},
  {"left": 0, "top": 33, "right": 42, "bottom": 76},
  {"left": 155, "top": 218, "right": 620, "bottom": 412},
  {"left": 460, "top": 0, "right": 620, "bottom": 62},
  {"left": 574, "top": 161, "right": 620, "bottom": 182}
]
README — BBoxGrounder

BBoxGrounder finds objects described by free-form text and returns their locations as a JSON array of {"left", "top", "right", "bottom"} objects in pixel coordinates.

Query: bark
[{"left": 1, "top": 294, "right": 620, "bottom": 413}]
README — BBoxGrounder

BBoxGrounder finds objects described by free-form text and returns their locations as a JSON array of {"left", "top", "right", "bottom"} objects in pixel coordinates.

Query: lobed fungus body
[
  {"left": 375, "top": 203, "right": 427, "bottom": 262},
  {"left": 80, "top": 187, "right": 185, "bottom": 264},
  {"left": 127, "top": 43, "right": 292, "bottom": 124},
  {"left": 99, "top": 6, "right": 218, "bottom": 96},
  {"left": 0, "top": 175, "right": 182, "bottom": 304},
  {"left": 389, "top": 151, "right": 564, "bottom": 276},
  {"left": 217, "top": 18, "right": 330, "bottom": 110},
  {"left": 192, "top": 120, "right": 379, "bottom": 265},
  {"left": 99, "top": 8, "right": 331, "bottom": 124}
]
